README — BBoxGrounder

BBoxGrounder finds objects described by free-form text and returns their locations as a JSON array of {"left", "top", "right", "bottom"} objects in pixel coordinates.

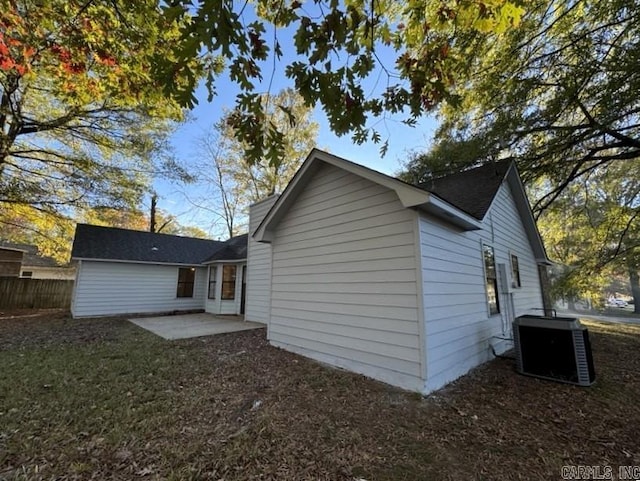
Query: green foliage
[
  {"left": 404, "top": 0, "right": 640, "bottom": 205},
  {"left": 540, "top": 161, "right": 640, "bottom": 307},
  {"left": 0, "top": 0, "right": 202, "bottom": 260},
  {"left": 226, "top": 88, "right": 319, "bottom": 201},
  {"left": 0, "top": 204, "right": 74, "bottom": 263},
  {"left": 402, "top": 0, "right": 640, "bottom": 303},
  {"left": 160, "top": 0, "right": 524, "bottom": 163},
  {"left": 83, "top": 204, "right": 211, "bottom": 239},
  {"left": 83, "top": 207, "right": 150, "bottom": 233}
]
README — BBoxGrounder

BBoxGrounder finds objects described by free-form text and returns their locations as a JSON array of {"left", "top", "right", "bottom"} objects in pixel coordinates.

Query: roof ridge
[
  {"left": 415, "top": 159, "right": 512, "bottom": 186},
  {"left": 72, "top": 224, "right": 242, "bottom": 264},
  {"left": 75, "top": 223, "right": 222, "bottom": 243}
]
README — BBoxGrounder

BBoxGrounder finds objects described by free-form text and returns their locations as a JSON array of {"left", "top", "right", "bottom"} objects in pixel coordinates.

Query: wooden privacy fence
[{"left": 0, "top": 278, "right": 74, "bottom": 309}]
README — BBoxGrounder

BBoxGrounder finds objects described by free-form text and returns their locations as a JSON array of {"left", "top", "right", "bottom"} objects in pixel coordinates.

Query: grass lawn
[
  {"left": 1, "top": 311, "right": 639, "bottom": 480},
  {"left": 600, "top": 306, "right": 639, "bottom": 319}
]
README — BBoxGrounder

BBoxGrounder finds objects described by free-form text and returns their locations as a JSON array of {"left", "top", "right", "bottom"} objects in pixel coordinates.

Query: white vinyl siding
[
  {"left": 72, "top": 261, "right": 206, "bottom": 317},
  {"left": 21, "top": 266, "right": 76, "bottom": 280},
  {"left": 420, "top": 181, "right": 543, "bottom": 392},
  {"left": 269, "top": 162, "right": 424, "bottom": 391},
  {"left": 246, "top": 196, "right": 278, "bottom": 323}
]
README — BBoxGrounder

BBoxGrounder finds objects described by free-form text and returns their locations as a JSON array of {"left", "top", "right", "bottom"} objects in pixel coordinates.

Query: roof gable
[
  {"left": 418, "top": 161, "right": 548, "bottom": 263},
  {"left": 503, "top": 166, "right": 550, "bottom": 263},
  {"left": 252, "top": 149, "right": 548, "bottom": 264},
  {"left": 254, "top": 149, "right": 483, "bottom": 241}
]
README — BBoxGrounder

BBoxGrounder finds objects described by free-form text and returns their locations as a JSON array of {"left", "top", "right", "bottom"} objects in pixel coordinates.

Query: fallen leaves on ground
[{"left": 0, "top": 312, "right": 638, "bottom": 480}]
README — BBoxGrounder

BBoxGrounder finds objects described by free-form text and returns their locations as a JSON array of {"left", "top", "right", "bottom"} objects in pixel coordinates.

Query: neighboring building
[
  {"left": 70, "top": 226, "right": 247, "bottom": 318},
  {"left": 0, "top": 242, "right": 75, "bottom": 279},
  {"left": 250, "top": 149, "right": 549, "bottom": 394},
  {"left": 71, "top": 148, "right": 550, "bottom": 394},
  {"left": 0, "top": 246, "right": 24, "bottom": 277}
]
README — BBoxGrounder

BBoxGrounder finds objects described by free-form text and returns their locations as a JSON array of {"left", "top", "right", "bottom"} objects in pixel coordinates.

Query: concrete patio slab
[{"left": 129, "top": 313, "right": 265, "bottom": 340}]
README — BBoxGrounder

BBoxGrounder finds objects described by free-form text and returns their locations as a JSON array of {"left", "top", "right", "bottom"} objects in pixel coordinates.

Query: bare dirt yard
[{"left": 1, "top": 310, "right": 639, "bottom": 480}]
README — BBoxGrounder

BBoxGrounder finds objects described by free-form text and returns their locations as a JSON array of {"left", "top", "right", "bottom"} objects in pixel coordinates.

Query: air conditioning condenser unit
[{"left": 513, "top": 315, "right": 595, "bottom": 386}]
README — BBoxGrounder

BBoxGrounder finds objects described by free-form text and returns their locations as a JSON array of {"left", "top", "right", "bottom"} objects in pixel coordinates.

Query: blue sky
[
  {"left": 154, "top": 9, "right": 438, "bottom": 237},
  {"left": 156, "top": 97, "right": 437, "bottom": 238}
]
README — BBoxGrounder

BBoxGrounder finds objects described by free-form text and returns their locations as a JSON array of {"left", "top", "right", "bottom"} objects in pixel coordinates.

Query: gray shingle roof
[
  {"left": 72, "top": 162, "right": 510, "bottom": 265},
  {"left": 415, "top": 161, "right": 511, "bottom": 219},
  {"left": 203, "top": 234, "right": 248, "bottom": 262},
  {"left": 71, "top": 224, "right": 230, "bottom": 265}
]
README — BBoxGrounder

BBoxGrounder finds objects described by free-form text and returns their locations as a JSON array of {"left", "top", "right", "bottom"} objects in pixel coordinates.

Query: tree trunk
[
  {"left": 538, "top": 264, "right": 554, "bottom": 315},
  {"left": 629, "top": 265, "right": 640, "bottom": 314},
  {"left": 0, "top": 74, "right": 21, "bottom": 177},
  {"left": 150, "top": 193, "right": 157, "bottom": 233}
]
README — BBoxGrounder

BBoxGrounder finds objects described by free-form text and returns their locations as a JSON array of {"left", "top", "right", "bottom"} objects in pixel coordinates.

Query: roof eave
[
  {"left": 71, "top": 257, "right": 207, "bottom": 267},
  {"left": 22, "top": 263, "right": 67, "bottom": 269},
  {"left": 0, "top": 246, "right": 27, "bottom": 253},
  {"left": 536, "top": 258, "right": 554, "bottom": 266},
  {"left": 202, "top": 258, "right": 247, "bottom": 264},
  {"left": 418, "top": 195, "right": 483, "bottom": 231}
]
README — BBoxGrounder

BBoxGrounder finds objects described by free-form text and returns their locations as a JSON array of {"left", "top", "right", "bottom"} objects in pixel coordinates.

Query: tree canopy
[
  {"left": 160, "top": 0, "right": 525, "bottom": 164},
  {"left": 539, "top": 161, "right": 640, "bottom": 310},
  {"left": 0, "top": 0, "right": 202, "bottom": 257},
  {"left": 402, "top": 0, "right": 639, "bottom": 210},
  {"left": 0, "top": 0, "right": 529, "bottom": 257},
  {"left": 400, "top": 0, "right": 640, "bottom": 308}
]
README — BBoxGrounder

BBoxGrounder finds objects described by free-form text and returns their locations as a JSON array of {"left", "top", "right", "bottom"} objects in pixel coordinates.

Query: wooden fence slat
[{"left": 0, "top": 278, "right": 74, "bottom": 309}]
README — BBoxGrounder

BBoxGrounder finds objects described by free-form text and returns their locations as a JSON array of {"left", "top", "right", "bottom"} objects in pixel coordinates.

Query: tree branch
[
  {"left": 533, "top": 157, "right": 611, "bottom": 216},
  {"left": 576, "top": 99, "right": 640, "bottom": 149}
]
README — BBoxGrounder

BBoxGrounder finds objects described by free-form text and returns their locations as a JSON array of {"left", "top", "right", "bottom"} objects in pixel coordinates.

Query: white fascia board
[
  {"left": 248, "top": 194, "right": 280, "bottom": 208},
  {"left": 313, "top": 150, "right": 431, "bottom": 207},
  {"left": 253, "top": 152, "right": 319, "bottom": 242},
  {"left": 505, "top": 166, "right": 551, "bottom": 264},
  {"left": 419, "top": 194, "right": 483, "bottom": 230},
  {"left": 202, "top": 259, "right": 247, "bottom": 265},
  {"left": 71, "top": 257, "right": 206, "bottom": 267}
]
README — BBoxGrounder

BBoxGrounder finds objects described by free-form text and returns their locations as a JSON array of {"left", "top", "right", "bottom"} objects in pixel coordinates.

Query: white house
[
  {"left": 71, "top": 148, "right": 549, "bottom": 394},
  {"left": 70, "top": 226, "right": 247, "bottom": 318},
  {"left": 245, "top": 195, "right": 279, "bottom": 323},
  {"left": 249, "top": 149, "right": 549, "bottom": 394}
]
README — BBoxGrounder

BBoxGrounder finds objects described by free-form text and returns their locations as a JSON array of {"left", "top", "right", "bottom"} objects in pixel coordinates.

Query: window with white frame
[
  {"left": 510, "top": 254, "right": 522, "bottom": 288},
  {"left": 221, "top": 265, "right": 236, "bottom": 300},
  {"left": 208, "top": 266, "right": 217, "bottom": 299},
  {"left": 483, "top": 244, "right": 500, "bottom": 315}
]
